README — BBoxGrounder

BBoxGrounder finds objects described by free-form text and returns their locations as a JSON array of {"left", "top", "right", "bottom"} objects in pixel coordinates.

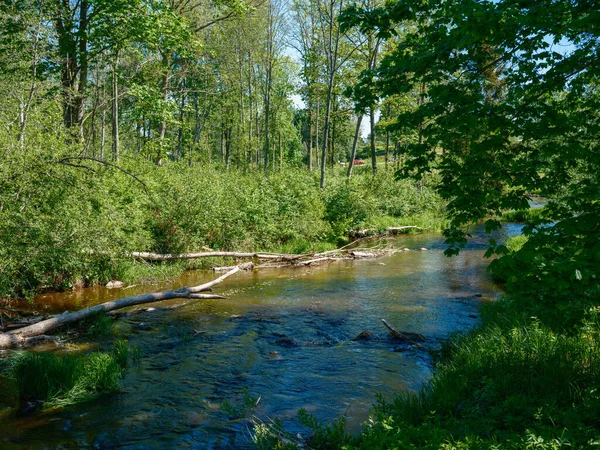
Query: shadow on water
[{"left": 0, "top": 231, "right": 513, "bottom": 449}]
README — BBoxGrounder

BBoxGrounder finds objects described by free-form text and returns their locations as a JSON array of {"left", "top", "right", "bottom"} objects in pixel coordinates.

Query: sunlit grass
[{"left": 9, "top": 340, "right": 130, "bottom": 410}]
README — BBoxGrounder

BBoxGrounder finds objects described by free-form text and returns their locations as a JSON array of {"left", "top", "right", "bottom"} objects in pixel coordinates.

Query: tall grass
[{"left": 10, "top": 340, "right": 130, "bottom": 409}]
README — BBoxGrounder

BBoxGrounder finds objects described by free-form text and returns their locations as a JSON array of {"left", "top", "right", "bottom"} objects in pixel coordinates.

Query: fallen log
[
  {"left": 0, "top": 267, "right": 240, "bottom": 349},
  {"left": 350, "top": 251, "right": 378, "bottom": 258},
  {"left": 387, "top": 226, "right": 423, "bottom": 233},
  {"left": 130, "top": 251, "right": 303, "bottom": 261},
  {"left": 299, "top": 257, "right": 338, "bottom": 266},
  {"left": 213, "top": 261, "right": 255, "bottom": 272},
  {"left": 381, "top": 319, "right": 426, "bottom": 344}
]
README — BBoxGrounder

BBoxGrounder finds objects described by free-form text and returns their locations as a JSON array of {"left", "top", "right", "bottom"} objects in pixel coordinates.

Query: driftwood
[
  {"left": 129, "top": 245, "right": 405, "bottom": 271},
  {"left": 387, "top": 226, "right": 423, "bottom": 233},
  {"left": 0, "top": 267, "right": 240, "bottom": 349},
  {"left": 381, "top": 319, "right": 426, "bottom": 344},
  {"left": 299, "top": 257, "right": 339, "bottom": 266}
]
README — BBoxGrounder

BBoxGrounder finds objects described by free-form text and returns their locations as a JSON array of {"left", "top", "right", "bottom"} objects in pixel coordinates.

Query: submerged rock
[
  {"left": 274, "top": 337, "right": 298, "bottom": 348},
  {"left": 266, "top": 351, "right": 283, "bottom": 360},
  {"left": 353, "top": 330, "right": 374, "bottom": 341}
]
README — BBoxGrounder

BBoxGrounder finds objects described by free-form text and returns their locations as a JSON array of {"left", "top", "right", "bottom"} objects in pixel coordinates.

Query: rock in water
[
  {"left": 274, "top": 337, "right": 298, "bottom": 348},
  {"left": 353, "top": 330, "right": 374, "bottom": 341}
]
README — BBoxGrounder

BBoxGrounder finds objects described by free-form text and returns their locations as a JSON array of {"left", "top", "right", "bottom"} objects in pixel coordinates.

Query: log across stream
[{"left": 0, "top": 229, "right": 510, "bottom": 448}]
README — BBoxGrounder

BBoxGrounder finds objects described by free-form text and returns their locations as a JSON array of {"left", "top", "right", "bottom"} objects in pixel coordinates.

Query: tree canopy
[{"left": 342, "top": 0, "right": 600, "bottom": 309}]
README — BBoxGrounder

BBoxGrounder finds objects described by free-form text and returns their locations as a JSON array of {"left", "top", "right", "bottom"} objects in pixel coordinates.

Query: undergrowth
[{"left": 1, "top": 159, "right": 445, "bottom": 300}]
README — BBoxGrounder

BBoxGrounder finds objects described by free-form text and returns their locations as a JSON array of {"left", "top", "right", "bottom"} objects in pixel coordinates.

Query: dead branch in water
[
  {"left": 381, "top": 319, "right": 426, "bottom": 344},
  {"left": 0, "top": 267, "right": 240, "bottom": 349}
]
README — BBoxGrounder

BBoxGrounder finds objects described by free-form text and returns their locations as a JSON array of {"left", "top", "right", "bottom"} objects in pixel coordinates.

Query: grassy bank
[{"left": 0, "top": 153, "right": 445, "bottom": 301}]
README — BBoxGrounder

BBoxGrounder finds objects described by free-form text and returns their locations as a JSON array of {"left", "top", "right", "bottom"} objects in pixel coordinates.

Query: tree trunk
[
  {"left": 76, "top": 0, "right": 88, "bottom": 139},
  {"left": 385, "top": 103, "right": 390, "bottom": 171},
  {"left": 279, "top": 131, "right": 283, "bottom": 171},
  {"left": 315, "top": 99, "right": 320, "bottom": 168},
  {"left": 158, "top": 54, "right": 170, "bottom": 140},
  {"left": 347, "top": 115, "right": 363, "bottom": 178},
  {"left": 177, "top": 78, "right": 186, "bottom": 160},
  {"left": 319, "top": 72, "right": 334, "bottom": 188},
  {"left": 308, "top": 107, "right": 313, "bottom": 170},
  {"left": 370, "top": 106, "right": 377, "bottom": 174},
  {"left": 112, "top": 52, "right": 119, "bottom": 161}
]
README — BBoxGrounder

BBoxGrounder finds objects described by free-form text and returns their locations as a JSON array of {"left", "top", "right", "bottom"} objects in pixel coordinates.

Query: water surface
[{"left": 0, "top": 230, "right": 507, "bottom": 449}]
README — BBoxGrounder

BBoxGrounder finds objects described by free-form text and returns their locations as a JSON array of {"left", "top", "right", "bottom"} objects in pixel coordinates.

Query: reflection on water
[{"left": 0, "top": 233, "right": 505, "bottom": 449}]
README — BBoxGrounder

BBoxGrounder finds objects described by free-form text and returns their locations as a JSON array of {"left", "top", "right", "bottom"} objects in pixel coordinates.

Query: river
[{"left": 0, "top": 225, "right": 521, "bottom": 449}]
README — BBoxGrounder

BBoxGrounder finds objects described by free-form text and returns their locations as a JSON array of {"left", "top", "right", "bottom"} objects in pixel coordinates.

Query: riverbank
[{"left": 1, "top": 161, "right": 446, "bottom": 303}]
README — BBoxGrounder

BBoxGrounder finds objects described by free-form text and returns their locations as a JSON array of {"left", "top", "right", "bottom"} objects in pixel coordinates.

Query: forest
[
  {"left": 1, "top": 0, "right": 599, "bottom": 448},
  {"left": 0, "top": 0, "right": 444, "bottom": 300}
]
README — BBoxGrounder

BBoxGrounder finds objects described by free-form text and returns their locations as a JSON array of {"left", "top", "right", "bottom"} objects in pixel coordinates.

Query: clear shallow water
[{"left": 0, "top": 229, "right": 509, "bottom": 449}]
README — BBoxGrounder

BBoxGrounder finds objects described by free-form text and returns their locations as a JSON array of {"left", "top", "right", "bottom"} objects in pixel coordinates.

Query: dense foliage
[
  {"left": 264, "top": 0, "right": 600, "bottom": 448},
  {"left": 0, "top": 142, "right": 442, "bottom": 299},
  {"left": 342, "top": 0, "right": 600, "bottom": 316}
]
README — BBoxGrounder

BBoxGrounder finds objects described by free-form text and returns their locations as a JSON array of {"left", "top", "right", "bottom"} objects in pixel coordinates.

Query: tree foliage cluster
[
  {"left": 342, "top": 0, "right": 600, "bottom": 314},
  {"left": 0, "top": 0, "right": 419, "bottom": 178}
]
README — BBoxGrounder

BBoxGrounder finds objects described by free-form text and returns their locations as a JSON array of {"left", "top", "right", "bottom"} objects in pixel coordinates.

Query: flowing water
[{"left": 0, "top": 225, "right": 521, "bottom": 449}]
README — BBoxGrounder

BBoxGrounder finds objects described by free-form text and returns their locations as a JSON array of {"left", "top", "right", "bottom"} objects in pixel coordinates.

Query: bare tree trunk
[
  {"left": 308, "top": 107, "right": 313, "bottom": 170},
  {"left": 18, "top": 0, "right": 44, "bottom": 146},
  {"left": 225, "top": 126, "right": 232, "bottom": 168},
  {"left": 347, "top": 115, "right": 363, "bottom": 177},
  {"left": 385, "top": 108, "right": 390, "bottom": 171},
  {"left": 112, "top": 52, "right": 119, "bottom": 161},
  {"left": 220, "top": 125, "right": 225, "bottom": 163},
  {"left": 177, "top": 78, "right": 186, "bottom": 160},
  {"left": 193, "top": 94, "right": 200, "bottom": 144},
  {"left": 319, "top": 0, "right": 343, "bottom": 188},
  {"left": 370, "top": 106, "right": 377, "bottom": 174},
  {"left": 315, "top": 99, "right": 320, "bottom": 168},
  {"left": 76, "top": 0, "right": 88, "bottom": 140},
  {"left": 417, "top": 82, "right": 425, "bottom": 193},
  {"left": 367, "top": 34, "right": 381, "bottom": 174},
  {"left": 158, "top": 54, "right": 170, "bottom": 140},
  {"left": 279, "top": 131, "right": 283, "bottom": 171},
  {"left": 319, "top": 72, "right": 334, "bottom": 188},
  {"left": 263, "top": 1, "right": 275, "bottom": 172},
  {"left": 100, "top": 107, "right": 106, "bottom": 160}
]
